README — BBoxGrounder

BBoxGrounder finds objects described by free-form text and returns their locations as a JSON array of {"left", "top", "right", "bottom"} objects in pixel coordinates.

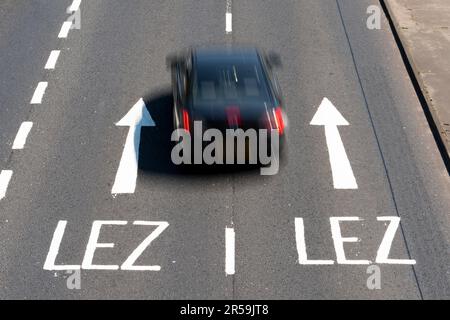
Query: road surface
[{"left": 0, "top": 0, "right": 449, "bottom": 299}]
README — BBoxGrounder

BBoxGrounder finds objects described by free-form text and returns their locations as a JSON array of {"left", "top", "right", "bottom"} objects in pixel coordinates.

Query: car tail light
[
  {"left": 182, "top": 109, "right": 190, "bottom": 133},
  {"left": 226, "top": 105, "right": 242, "bottom": 127},
  {"left": 274, "top": 106, "right": 285, "bottom": 135}
]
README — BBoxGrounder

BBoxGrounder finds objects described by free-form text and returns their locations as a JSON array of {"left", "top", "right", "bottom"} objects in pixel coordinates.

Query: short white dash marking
[
  {"left": 225, "top": 227, "right": 235, "bottom": 275},
  {"left": 68, "top": 0, "right": 82, "bottom": 12},
  {"left": 226, "top": 0, "right": 232, "bottom": 33},
  {"left": 226, "top": 13, "right": 232, "bottom": 33},
  {"left": 58, "top": 21, "right": 72, "bottom": 38},
  {"left": 0, "top": 170, "right": 13, "bottom": 201},
  {"left": 45, "top": 50, "right": 61, "bottom": 70},
  {"left": 30, "top": 82, "right": 48, "bottom": 104},
  {"left": 12, "top": 122, "right": 33, "bottom": 150}
]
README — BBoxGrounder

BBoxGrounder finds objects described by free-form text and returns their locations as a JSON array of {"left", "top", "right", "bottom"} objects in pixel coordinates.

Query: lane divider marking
[
  {"left": 68, "top": 0, "right": 82, "bottom": 12},
  {"left": 12, "top": 122, "right": 33, "bottom": 150},
  {"left": 45, "top": 50, "right": 61, "bottom": 70},
  {"left": 30, "top": 82, "right": 48, "bottom": 104},
  {"left": 0, "top": 170, "right": 13, "bottom": 201},
  {"left": 58, "top": 21, "right": 72, "bottom": 38},
  {"left": 226, "top": 0, "right": 232, "bottom": 33},
  {"left": 225, "top": 227, "right": 235, "bottom": 275}
]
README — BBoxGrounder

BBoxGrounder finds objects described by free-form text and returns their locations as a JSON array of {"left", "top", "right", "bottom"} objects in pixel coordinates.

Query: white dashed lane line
[
  {"left": 30, "top": 82, "right": 48, "bottom": 104},
  {"left": 1, "top": 1, "right": 81, "bottom": 202},
  {"left": 0, "top": 170, "right": 13, "bottom": 201},
  {"left": 12, "top": 122, "right": 33, "bottom": 150},
  {"left": 225, "top": 227, "right": 235, "bottom": 275},
  {"left": 68, "top": 0, "right": 82, "bottom": 12},
  {"left": 226, "top": 0, "right": 232, "bottom": 33},
  {"left": 58, "top": 21, "right": 72, "bottom": 38},
  {"left": 45, "top": 50, "right": 61, "bottom": 70}
]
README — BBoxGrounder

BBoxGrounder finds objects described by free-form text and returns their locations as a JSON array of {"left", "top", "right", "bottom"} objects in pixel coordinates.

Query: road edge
[{"left": 380, "top": 0, "right": 450, "bottom": 174}]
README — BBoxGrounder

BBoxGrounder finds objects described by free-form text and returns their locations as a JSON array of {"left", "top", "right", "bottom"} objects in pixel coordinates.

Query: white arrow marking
[
  {"left": 310, "top": 97, "right": 358, "bottom": 189},
  {"left": 111, "top": 98, "right": 155, "bottom": 195}
]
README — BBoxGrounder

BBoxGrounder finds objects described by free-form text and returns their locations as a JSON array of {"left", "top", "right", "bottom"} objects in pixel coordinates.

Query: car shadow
[{"left": 138, "top": 87, "right": 287, "bottom": 177}]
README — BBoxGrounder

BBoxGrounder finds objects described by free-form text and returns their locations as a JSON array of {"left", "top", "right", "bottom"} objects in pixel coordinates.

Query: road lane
[
  {"left": 338, "top": 0, "right": 450, "bottom": 298},
  {"left": 0, "top": 0, "right": 71, "bottom": 165},
  {"left": 0, "top": 0, "right": 233, "bottom": 299},
  {"left": 232, "top": 0, "right": 450, "bottom": 299},
  {"left": 0, "top": 0, "right": 448, "bottom": 299}
]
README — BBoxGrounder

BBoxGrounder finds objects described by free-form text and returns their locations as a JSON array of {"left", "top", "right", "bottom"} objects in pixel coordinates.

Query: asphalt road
[{"left": 0, "top": 0, "right": 449, "bottom": 299}]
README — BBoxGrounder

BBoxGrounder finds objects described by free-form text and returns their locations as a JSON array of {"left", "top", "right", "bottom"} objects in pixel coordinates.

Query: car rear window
[{"left": 191, "top": 60, "right": 272, "bottom": 106}]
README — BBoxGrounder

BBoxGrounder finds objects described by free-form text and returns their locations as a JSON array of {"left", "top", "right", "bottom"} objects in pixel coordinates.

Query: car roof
[{"left": 193, "top": 47, "right": 261, "bottom": 64}]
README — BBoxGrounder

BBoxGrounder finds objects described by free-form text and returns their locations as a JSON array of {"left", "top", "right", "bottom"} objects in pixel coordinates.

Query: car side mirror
[{"left": 266, "top": 51, "right": 282, "bottom": 68}]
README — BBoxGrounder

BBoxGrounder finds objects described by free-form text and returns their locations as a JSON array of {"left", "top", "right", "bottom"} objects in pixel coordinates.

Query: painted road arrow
[
  {"left": 112, "top": 98, "right": 155, "bottom": 195},
  {"left": 310, "top": 97, "right": 358, "bottom": 189}
]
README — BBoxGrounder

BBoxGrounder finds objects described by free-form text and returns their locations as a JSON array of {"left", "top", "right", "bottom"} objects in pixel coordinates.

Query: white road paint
[
  {"left": 111, "top": 98, "right": 155, "bottom": 195},
  {"left": 82, "top": 220, "right": 128, "bottom": 270},
  {"left": 310, "top": 98, "right": 358, "bottom": 189},
  {"left": 0, "top": 170, "right": 13, "bottom": 201},
  {"left": 296, "top": 216, "right": 416, "bottom": 265},
  {"left": 44, "top": 220, "right": 168, "bottom": 271},
  {"left": 295, "top": 218, "right": 334, "bottom": 265},
  {"left": 12, "top": 122, "right": 33, "bottom": 149},
  {"left": 226, "top": 13, "right": 232, "bottom": 33},
  {"left": 58, "top": 21, "right": 72, "bottom": 38},
  {"left": 226, "top": 0, "right": 232, "bottom": 33},
  {"left": 43, "top": 221, "right": 81, "bottom": 270},
  {"left": 225, "top": 227, "right": 235, "bottom": 275},
  {"left": 330, "top": 217, "right": 371, "bottom": 265},
  {"left": 121, "top": 221, "right": 169, "bottom": 271},
  {"left": 44, "top": 50, "right": 61, "bottom": 70},
  {"left": 30, "top": 82, "right": 48, "bottom": 104},
  {"left": 68, "top": 0, "right": 82, "bottom": 12},
  {"left": 376, "top": 217, "right": 416, "bottom": 264}
]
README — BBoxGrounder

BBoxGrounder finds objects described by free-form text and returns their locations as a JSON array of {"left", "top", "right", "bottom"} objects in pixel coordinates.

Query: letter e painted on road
[{"left": 330, "top": 217, "right": 371, "bottom": 265}]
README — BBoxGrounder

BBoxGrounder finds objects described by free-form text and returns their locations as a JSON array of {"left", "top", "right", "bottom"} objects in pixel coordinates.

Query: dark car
[{"left": 167, "top": 47, "right": 286, "bottom": 165}]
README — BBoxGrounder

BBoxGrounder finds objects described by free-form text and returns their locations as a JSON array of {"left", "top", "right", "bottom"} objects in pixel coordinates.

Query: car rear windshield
[{"left": 190, "top": 59, "right": 272, "bottom": 106}]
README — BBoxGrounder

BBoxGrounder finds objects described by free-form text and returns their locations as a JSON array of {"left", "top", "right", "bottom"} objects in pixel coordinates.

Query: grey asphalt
[
  {"left": 384, "top": 0, "right": 450, "bottom": 170},
  {"left": 0, "top": 0, "right": 449, "bottom": 299}
]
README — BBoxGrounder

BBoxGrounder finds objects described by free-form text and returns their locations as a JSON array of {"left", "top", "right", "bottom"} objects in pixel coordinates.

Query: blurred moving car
[{"left": 167, "top": 46, "right": 286, "bottom": 164}]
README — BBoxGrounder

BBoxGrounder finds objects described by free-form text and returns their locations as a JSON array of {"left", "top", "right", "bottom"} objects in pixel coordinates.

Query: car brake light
[
  {"left": 226, "top": 105, "right": 241, "bottom": 127},
  {"left": 182, "top": 109, "right": 190, "bottom": 133},
  {"left": 274, "top": 107, "right": 285, "bottom": 135}
]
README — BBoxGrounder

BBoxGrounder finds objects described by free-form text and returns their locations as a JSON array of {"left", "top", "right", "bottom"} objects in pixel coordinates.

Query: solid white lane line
[
  {"left": 226, "top": 0, "right": 232, "bottom": 33},
  {"left": 12, "top": 122, "right": 33, "bottom": 150},
  {"left": 0, "top": 170, "right": 13, "bottom": 201},
  {"left": 44, "top": 50, "right": 61, "bottom": 70},
  {"left": 30, "top": 82, "right": 48, "bottom": 104},
  {"left": 58, "top": 21, "right": 72, "bottom": 38},
  {"left": 225, "top": 227, "right": 235, "bottom": 275},
  {"left": 68, "top": 0, "right": 82, "bottom": 12}
]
